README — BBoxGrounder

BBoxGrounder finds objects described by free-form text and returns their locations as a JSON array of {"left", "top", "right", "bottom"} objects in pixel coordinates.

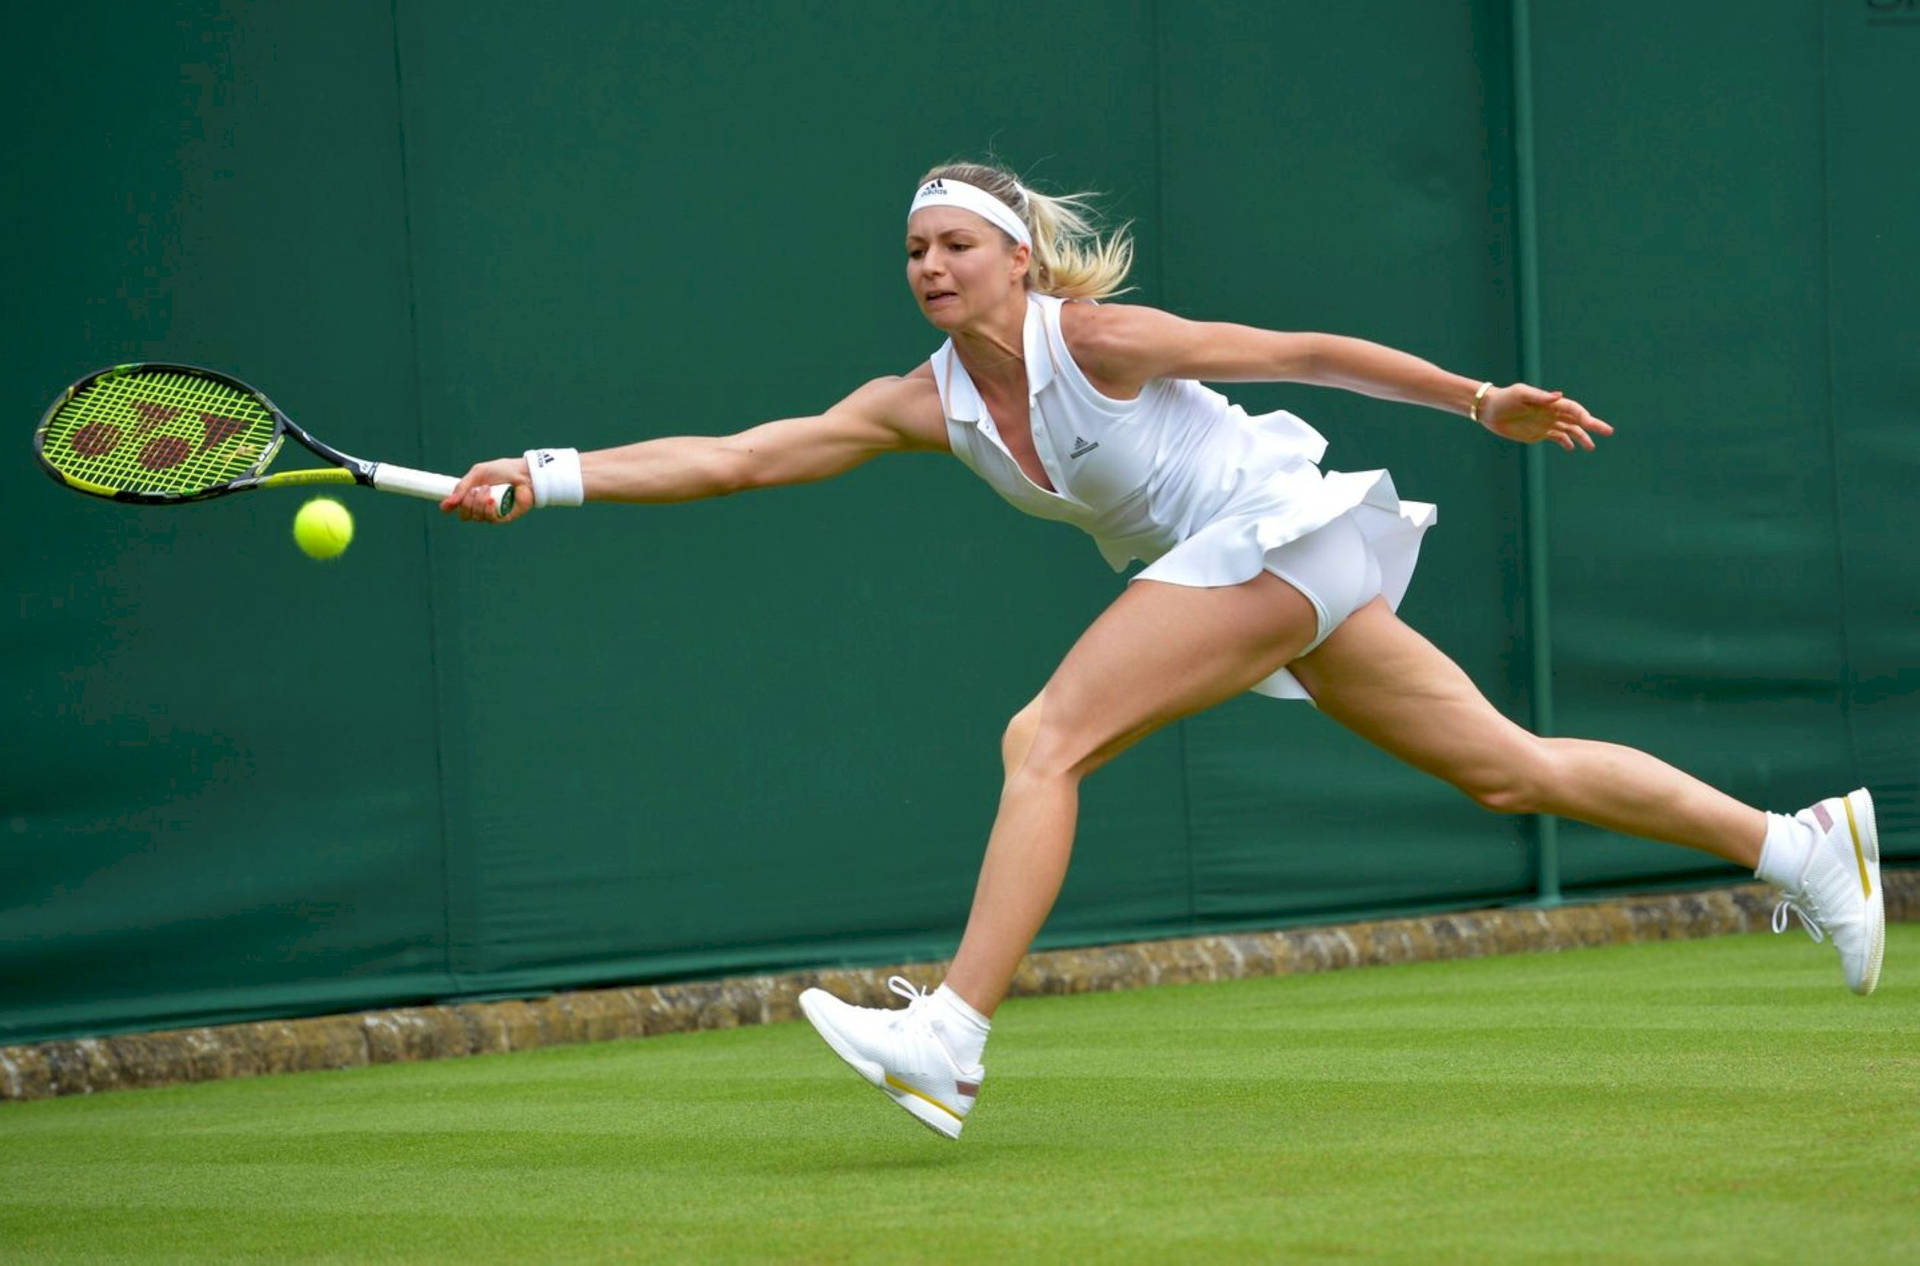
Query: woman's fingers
[
  {"left": 1546, "top": 395, "right": 1614, "bottom": 446},
  {"left": 441, "top": 474, "right": 476, "bottom": 514},
  {"left": 1563, "top": 400, "right": 1613, "bottom": 434},
  {"left": 439, "top": 459, "right": 532, "bottom": 522}
]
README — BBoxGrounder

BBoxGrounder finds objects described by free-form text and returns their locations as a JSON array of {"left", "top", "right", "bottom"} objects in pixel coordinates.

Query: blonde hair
[{"left": 918, "top": 161, "right": 1134, "bottom": 300}]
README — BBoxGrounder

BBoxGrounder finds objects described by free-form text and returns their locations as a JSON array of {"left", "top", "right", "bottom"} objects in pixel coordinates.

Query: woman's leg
[
  {"left": 1286, "top": 598, "right": 1768, "bottom": 865},
  {"left": 942, "top": 571, "right": 1324, "bottom": 1016}
]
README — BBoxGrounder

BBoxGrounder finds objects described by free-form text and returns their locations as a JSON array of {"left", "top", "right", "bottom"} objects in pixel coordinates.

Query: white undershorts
[{"left": 1260, "top": 509, "right": 1383, "bottom": 656}]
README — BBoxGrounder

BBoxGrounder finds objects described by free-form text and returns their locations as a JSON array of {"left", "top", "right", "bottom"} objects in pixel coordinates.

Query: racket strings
[{"left": 40, "top": 370, "right": 277, "bottom": 495}]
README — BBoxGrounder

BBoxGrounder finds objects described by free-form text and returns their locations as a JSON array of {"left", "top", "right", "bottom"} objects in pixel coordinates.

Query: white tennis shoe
[
  {"left": 1770, "top": 788, "right": 1884, "bottom": 995},
  {"left": 798, "top": 976, "right": 984, "bottom": 1139}
]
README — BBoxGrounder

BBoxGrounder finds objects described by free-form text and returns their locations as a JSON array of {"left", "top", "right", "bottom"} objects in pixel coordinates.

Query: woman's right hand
[{"left": 440, "top": 457, "right": 535, "bottom": 523}]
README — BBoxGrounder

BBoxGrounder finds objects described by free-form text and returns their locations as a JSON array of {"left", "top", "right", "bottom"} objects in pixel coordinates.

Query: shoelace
[
  {"left": 885, "top": 975, "right": 932, "bottom": 1030},
  {"left": 1772, "top": 895, "right": 1826, "bottom": 944}
]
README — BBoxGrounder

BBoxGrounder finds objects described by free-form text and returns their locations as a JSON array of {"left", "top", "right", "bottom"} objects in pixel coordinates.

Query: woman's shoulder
[
  {"left": 1056, "top": 298, "right": 1167, "bottom": 344},
  {"left": 1055, "top": 299, "right": 1174, "bottom": 399},
  {"left": 842, "top": 370, "right": 948, "bottom": 445},
  {"left": 1056, "top": 299, "right": 1178, "bottom": 361},
  {"left": 849, "top": 367, "right": 940, "bottom": 409}
]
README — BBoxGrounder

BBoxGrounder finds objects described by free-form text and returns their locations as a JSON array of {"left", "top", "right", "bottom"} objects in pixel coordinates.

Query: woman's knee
[
  {"left": 1001, "top": 693, "right": 1114, "bottom": 782},
  {"left": 1001, "top": 697, "right": 1045, "bottom": 778},
  {"left": 1456, "top": 740, "right": 1558, "bottom": 815}
]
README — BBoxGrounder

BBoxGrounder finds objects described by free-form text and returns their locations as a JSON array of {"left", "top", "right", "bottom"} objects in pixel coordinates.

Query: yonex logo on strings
[{"left": 67, "top": 400, "right": 248, "bottom": 471}]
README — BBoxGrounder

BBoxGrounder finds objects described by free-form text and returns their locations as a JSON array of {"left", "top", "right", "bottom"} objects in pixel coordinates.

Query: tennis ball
[{"left": 293, "top": 497, "right": 353, "bottom": 560}]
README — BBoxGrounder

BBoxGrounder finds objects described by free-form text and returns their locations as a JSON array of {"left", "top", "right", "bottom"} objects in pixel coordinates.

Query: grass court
[{"left": 3, "top": 926, "right": 1916, "bottom": 1263}]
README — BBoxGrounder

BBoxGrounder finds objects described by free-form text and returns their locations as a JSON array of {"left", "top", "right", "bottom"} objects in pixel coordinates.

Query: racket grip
[{"left": 371, "top": 463, "right": 516, "bottom": 516}]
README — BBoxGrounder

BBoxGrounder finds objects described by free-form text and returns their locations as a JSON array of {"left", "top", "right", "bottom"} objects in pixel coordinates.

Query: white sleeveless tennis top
[{"left": 932, "top": 293, "right": 1437, "bottom": 700}]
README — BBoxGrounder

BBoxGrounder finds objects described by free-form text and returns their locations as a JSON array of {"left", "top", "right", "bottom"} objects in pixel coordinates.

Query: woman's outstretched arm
[
  {"left": 1062, "top": 302, "right": 1614, "bottom": 451},
  {"left": 1296, "top": 335, "right": 1612, "bottom": 451},
  {"left": 440, "top": 372, "right": 947, "bottom": 522}
]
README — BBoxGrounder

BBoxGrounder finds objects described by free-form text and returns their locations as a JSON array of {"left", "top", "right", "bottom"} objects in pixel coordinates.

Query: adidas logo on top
[{"left": 1069, "top": 436, "right": 1100, "bottom": 460}]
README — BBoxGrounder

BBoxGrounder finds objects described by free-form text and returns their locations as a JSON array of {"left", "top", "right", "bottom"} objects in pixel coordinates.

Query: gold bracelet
[{"left": 1470, "top": 380, "right": 1494, "bottom": 423}]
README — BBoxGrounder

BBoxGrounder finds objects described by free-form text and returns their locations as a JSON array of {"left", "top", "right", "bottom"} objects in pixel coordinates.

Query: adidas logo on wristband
[{"left": 522, "top": 447, "right": 584, "bottom": 507}]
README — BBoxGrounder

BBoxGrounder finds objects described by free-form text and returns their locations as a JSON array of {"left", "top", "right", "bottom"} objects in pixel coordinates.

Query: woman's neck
[{"left": 951, "top": 292, "right": 1031, "bottom": 394}]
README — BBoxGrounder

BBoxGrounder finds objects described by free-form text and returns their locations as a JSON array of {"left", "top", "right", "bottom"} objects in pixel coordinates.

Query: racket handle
[{"left": 371, "top": 463, "right": 516, "bottom": 516}]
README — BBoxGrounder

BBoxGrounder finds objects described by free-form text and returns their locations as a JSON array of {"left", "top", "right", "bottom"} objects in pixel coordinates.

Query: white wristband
[{"left": 523, "top": 448, "right": 584, "bottom": 507}]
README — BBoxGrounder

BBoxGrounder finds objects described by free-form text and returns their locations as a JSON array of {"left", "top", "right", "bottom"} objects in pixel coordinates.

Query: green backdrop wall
[{"left": 4, "top": 1, "right": 1914, "bottom": 1046}]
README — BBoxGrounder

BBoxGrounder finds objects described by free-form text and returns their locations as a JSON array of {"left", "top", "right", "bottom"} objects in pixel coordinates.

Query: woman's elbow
[
  {"left": 1279, "top": 331, "right": 1326, "bottom": 384},
  {"left": 710, "top": 443, "right": 762, "bottom": 494}
]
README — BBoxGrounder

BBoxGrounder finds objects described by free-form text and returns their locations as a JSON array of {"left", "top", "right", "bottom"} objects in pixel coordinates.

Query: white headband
[{"left": 907, "top": 178, "right": 1031, "bottom": 249}]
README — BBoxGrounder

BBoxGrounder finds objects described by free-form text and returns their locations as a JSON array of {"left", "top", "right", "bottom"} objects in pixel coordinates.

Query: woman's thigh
[
  {"left": 1287, "top": 596, "right": 1544, "bottom": 802},
  {"left": 1023, "top": 571, "right": 1321, "bottom": 778}
]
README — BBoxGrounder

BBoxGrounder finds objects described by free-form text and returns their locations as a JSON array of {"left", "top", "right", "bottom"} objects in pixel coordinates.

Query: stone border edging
[{"left": 4, "top": 873, "right": 1914, "bottom": 1103}]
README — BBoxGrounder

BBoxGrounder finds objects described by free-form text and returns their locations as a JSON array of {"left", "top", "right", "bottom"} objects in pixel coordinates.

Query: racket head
[{"left": 33, "top": 363, "right": 287, "bottom": 503}]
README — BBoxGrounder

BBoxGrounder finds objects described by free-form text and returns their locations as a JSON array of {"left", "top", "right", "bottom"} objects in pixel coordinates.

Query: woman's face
[{"left": 906, "top": 207, "right": 1027, "bottom": 330}]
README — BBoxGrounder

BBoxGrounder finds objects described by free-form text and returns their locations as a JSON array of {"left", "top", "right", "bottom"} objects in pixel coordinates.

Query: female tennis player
[{"left": 443, "top": 161, "right": 1883, "bottom": 1139}]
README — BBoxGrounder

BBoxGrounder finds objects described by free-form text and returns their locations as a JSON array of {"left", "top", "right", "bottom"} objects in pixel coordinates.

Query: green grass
[{"left": 3, "top": 929, "right": 1917, "bottom": 1264}]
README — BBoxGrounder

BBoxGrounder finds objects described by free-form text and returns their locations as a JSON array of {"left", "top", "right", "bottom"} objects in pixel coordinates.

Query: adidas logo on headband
[{"left": 907, "top": 177, "right": 1031, "bottom": 248}]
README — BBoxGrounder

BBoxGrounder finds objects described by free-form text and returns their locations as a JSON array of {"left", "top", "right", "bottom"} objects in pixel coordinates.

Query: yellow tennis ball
[{"left": 293, "top": 497, "right": 353, "bottom": 560}]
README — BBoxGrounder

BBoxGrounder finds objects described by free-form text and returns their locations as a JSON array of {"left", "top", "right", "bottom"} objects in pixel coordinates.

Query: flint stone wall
[{"left": 5, "top": 874, "right": 1914, "bottom": 1103}]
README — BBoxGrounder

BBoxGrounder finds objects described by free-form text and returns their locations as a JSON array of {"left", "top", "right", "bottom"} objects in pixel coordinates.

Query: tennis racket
[{"left": 33, "top": 363, "right": 512, "bottom": 514}]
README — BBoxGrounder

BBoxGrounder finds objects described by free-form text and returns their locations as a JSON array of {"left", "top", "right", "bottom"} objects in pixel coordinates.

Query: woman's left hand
[{"left": 1479, "top": 383, "right": 1614, "bottom": 451}]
